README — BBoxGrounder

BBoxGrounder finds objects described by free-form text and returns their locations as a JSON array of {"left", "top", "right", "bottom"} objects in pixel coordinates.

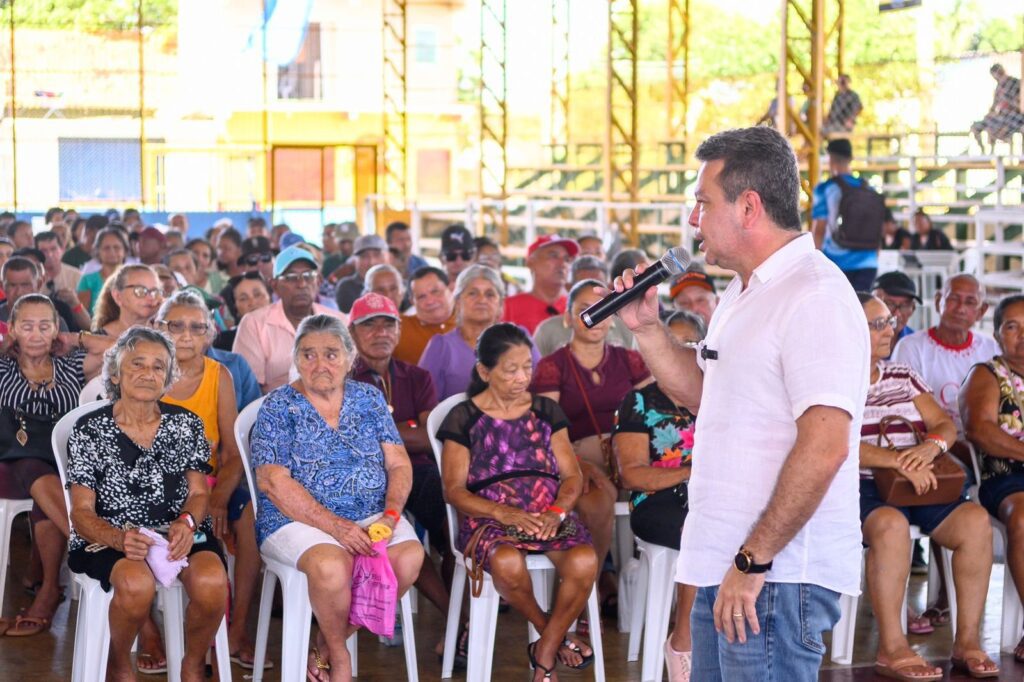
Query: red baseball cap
[
  {"left": 527, "top": 234, "right": 579, "bottom": 258},
  {"left": 669, "top": 271, "right": 715, "bottom": 299},
  {"left": 350, "top": 292, "right": 401, "bottom": 325}
]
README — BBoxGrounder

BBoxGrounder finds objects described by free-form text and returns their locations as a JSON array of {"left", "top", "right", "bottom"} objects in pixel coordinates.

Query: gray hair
[
  {"left": 102, "top": 325, "right": 179, "bottom": 400},
  {"left": 571, "top": 255, "right": 609, "bottom": 283},
  {"left": 664, "top": 309, "right": 708, "bottom": 341},
  {"left": 941, "top": 273, "right": 986, "bottom": 303},
  {"left": 154, "top": 290, "right": 218, "bottom": 339},
  {"left": 453, "top": 264, "right": 505, "bottom": 302},
  {"left": 293, "top": 314, "right": 355, "bottom": 363},
  {"left": 364, "top": 263, "right": 405, "bottom": 294}
]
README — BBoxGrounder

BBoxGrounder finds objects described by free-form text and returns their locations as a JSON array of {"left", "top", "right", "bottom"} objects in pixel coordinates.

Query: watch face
[{"left": 734, "top": 551, "right": 750, "bottom": 572}]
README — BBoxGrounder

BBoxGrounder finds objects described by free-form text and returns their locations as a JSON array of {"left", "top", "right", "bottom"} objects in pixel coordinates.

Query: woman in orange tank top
[{"left": 156, "top": 291, "right": 267, "bottom": 669}]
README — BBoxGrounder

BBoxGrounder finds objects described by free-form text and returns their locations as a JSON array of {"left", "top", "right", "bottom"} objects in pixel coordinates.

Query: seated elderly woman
[
  {"left": 612, "top": 309, "right": 704, "bottom": 682},
  {"left": 533, "top": 279, "right": 652, "bottom": 621},
  {"left": 250, "top": 314, "right": 424, "bottom": 680},
  {"left": 154, "top": 290, "right": 263, "bottom": 667},
  {"left": 91, "top": 264, "right": 164, "bottom": 337},
  {"left": 962, "top": 293, "right": 1024, "bottom": 664},
  {"left": 0, "top": 294, "right": 110, "bottom": 637},
  {"left": 857, "top": 292, "right": 996, "bottom": 680},
  {"left": 420, "top": 264, "right": 539, "bottom": 400},
  {"left": 438, "top": 323, "right": 598, "bottom": 681},
  {"left": 67, "top": 326, "right": 228, "bottom": 682}
]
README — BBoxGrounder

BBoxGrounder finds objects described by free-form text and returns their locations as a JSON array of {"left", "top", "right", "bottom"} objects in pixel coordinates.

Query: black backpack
[{"left": 832, "top": 175, "right": 886, "bottom": 250}]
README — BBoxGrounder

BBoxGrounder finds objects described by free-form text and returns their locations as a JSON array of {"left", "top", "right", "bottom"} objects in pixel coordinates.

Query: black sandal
[
  {"left": 438, "top": 623, "right": 469, "bottom": 670},
  {"left": 559, "top": 637, "right": 594, "bottom": 670},
  {"left": 527, "top": 642, "right": 556, "bottom": 681}
]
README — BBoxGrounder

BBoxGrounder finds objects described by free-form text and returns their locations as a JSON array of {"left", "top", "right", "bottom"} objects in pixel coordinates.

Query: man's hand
[
  {"left": 713, "top": 566, "right": 766, "bottom": 644},
  {"left": 54, "top": 332, "right": 80, "bottom": 356},
  {"left": 600, "top": 265, "right": 662, "bottom": 334},
  {"left": 208, "top": 502, "right": 229, "bottom": 539},
  {"left": 167, "top": 519, "right": 196, "bottom": 561},
  {"left": 121, "top": 528, "right": 155, "bottom": 562}
]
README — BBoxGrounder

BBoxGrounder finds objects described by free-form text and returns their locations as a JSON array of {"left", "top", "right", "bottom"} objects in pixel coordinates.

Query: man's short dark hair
[
  {"left": 695, "top": 127, "right": 802, "bottom": 232},
  {"left": 991, "top": 63, "right": 1005, "bottom": 75},
  {"left": 219, "top": 227, "right": 243, "bottom": 247},
  {"left": 85, "top": 214, "right": 108, "bottom": 233},
  {"left": 826, "top": 138, "right": 853, "bottom": 161},
  {"left": 385, "top": 222, "right": 410, "bottom": 243},
  {"left": 1, "top": 255, "right": 41, "bottom": 282},
  {"left": 410, "top": 265, "right": 449, "bottom": 287},
  {"left": 0, "top": 211, "right": 14, "bottom": 222},
  {"left": 165, "top": 247, "right": 199, "bottom": 268},
  {"left": 34, "top": 231, "right": 60, "bottom": 248},
  {"left": 247, "top": 216, "right": 268, "bottom": 229},
  {"left": 44, "top": 207, "right": 63, "bottom": 223},
  {"left": 6, "top": 220, "right": 29, "bottom": 238}
]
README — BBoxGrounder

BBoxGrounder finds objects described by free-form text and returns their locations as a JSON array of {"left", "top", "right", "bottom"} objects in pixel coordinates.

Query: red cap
[
  {"left": 669, "top": 271, "right": 715, "bottom": 299},
  {"left": 527, "top": 234, "right": 579, "bottom": 259},
  {"left": 350, "top": 292, "right": 401, "bottom": 325},
  {"left": 139, "top": 226, "right": 166, "bottom": 244}
]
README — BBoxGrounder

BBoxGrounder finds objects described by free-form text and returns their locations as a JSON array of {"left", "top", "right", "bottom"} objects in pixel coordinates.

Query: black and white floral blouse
[{"left": 66, "top": 402, "right": 213, "bottom": 552}]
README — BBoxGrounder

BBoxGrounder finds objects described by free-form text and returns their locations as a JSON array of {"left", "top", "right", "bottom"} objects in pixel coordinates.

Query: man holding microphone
[{"left": 606, "top": 126, "right": 869, "bottom": 680}]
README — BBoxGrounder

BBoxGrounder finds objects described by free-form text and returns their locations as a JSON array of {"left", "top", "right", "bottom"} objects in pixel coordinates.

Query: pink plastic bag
[
  {"left": 140, "top": 527, "right": 189, "bottom": 587},
  {"left": 348, "top": 540, "right": 397, "bottom": 637}
]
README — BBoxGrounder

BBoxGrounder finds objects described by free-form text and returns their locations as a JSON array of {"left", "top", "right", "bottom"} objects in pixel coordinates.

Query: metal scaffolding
[
  {"left": 665, "top": 0, "right": 689, "bottom": 160},
  {"left": 549, "top": 0, "right": 571, "bottom": 163},
  {"left": 479, "top": 0, "right": 508, "bottom": 239},
  {"left": 777, "top": 0, "right": 844, "bottom": 214},
  {"left": 382, "top": 0, "right": 408, "bottom": 208},
  {"left": 605, "top": 0, "right": 640, "bottom": 244}
]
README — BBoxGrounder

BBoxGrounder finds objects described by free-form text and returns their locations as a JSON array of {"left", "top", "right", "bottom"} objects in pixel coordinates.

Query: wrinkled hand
[
  {"left": 122, "top": 527, "right": 155, "bottom": 562},
  {"left": 899, "top": 465, "right": 938, "bottom": 496},
  {"left": 335, "top": 519, "right": 376, "bottom": 557},
  {"left": 167, "top": 519, "right": 195, "bottom": 561},
  {"left": 534, "top": 511, "right": 563, "bottom": 541},
  {"left": 494, "top": 505, "right": 544, "bottom": 536},
  {"left": 896, "top": 442, "right": 941, "bottom": 472},
  {"left": 54, "top": 332, "right": 79, "bottom": 356},
  {"left": 208, "top": 503, "right": 229, "bottom": 539},
  {"left": 713, "top": 566, "right": 766, "bottom": 644},
  {"left": 597, "top": 264, "right": 662, "bottom": 333}
]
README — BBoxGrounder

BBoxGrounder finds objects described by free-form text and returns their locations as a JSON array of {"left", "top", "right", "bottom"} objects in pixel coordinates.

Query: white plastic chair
[
  {"left": 78, "top": 375, "right": 105, "bottom": 404},
  {"left": 0, "top": 497, "right": 35, "bottom": 615},
  {"left": 236, "top": 397, "right": 419, "bottom": 682},
  {"left": 831, "top": 525, "right": 956, "bottom": 665},
  {"left": 626, "top": 538, "right": 679, "bottom": 682},
  {"left": 428, "top": 393, "right": 606, "bottom": 681},
  {"left": 51, "top": 401, "right": 232, "bottom": 682}
]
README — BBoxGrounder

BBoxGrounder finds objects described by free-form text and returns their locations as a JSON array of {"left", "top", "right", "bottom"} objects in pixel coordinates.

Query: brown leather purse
[{"left": 872, "top": 415, "right": 965, "bottom": 507}]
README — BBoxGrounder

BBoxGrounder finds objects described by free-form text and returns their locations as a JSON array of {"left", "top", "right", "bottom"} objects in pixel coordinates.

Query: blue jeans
[{"left": 691, "top": 582, "right": 841, "bottom": 682}]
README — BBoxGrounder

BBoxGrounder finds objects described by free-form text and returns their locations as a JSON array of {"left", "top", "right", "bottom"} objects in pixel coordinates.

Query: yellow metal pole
[
  {"left": 8, "top": 0, "right": 16, "bottom": 212},
  {"left": 262, "top": 0, "right": 271, "bottom": 217},
  {"left": 138, "top": 0, "right": 146, "bottom": 209},
  {"left": 382, "top": 0, "right": 408, "bottom": 212},
  {"left": 549, "top": 0, "right": 570, "bottom": 162},
  {"left": 606, "top": 0, "right": 639, "bottom": 243}
]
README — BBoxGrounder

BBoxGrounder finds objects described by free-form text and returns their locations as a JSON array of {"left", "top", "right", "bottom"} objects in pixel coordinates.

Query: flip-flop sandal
[
  {"left": 0, "top": 619, "right": 11, "bottom": 636},
  {"left": 306, "top": 647, "right": 330, "bottom": 682},
  {"left": 907, "top": 614, "right": 934, "bottom": 635},
  {"left": 950, "top": 650, "right": 1000, "bottom": 679},
  {"left": 135, "top": 653, "right": 168, "bottom": 675},
  {"left": 559, "top": 637, "right": 594, "bottom": 670},
  {"left": 920, "top": 606, "right": 950, "bottom": 626},
  {"left": 873, "top": 654, "right": 942, "bottom": 681},
  {"left": 527, "top": 642, "right": 555, "bottom": 682},
  {"left": 5, "top": 614, "right": 51, "bottom": 637},
  {"left": 230, "top": 650, "right": 274, "bottom": 670}
]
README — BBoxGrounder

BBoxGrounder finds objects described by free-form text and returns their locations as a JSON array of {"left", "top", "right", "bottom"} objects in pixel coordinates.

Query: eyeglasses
[
  {"left": 125, "top": 285, "right": 162, "bottom": 300},
  {"left": 243, "top": 253, "right": 273, "bottom": 266},
  {"left": 443, "top": 250, "right": 474, "bottom": 262},
  {"left": 882, "top": 299, "right": 916, "bottom": 315},
  {"left": 160, "top": 320, "right": 209, "bottom": 336},
  {"left": 277, "top": 271, "right": 318, "bottom": 285},
  {"left": 867, "top": 315, "right": 898, "bottom": 332}
]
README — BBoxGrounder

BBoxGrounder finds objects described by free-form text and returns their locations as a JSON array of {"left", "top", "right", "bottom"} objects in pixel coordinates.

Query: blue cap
[
  {"left": 273, "top": 245, "right": 317, "bottom": 278},
  {"left": 280, "top": 232, "right": 306, "bottom": 250}
]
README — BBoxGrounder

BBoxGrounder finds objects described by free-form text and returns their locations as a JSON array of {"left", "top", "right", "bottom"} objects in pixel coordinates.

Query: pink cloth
[{"left": 140, "top": 527, "right": 189, "bottom": 587}]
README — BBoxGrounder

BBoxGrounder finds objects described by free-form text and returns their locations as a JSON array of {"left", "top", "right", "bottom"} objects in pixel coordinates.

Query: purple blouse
[{"left": 418, "top": 327, "right": 541, "bottom": 401}]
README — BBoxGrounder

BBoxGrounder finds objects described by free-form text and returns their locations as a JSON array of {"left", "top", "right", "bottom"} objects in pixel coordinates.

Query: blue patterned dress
[{"left": 250, "top": 380, "right": 402, "bottom": 545}]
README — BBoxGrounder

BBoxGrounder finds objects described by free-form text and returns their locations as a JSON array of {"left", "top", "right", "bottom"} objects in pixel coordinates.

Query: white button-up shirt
[{"left": 676, "top": 233, "right": 869, "bottom": 596}]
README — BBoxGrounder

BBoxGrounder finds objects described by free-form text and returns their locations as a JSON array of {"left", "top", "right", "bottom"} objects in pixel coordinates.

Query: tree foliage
[{"left": 0, "top": 0, "right": 177, "bottom": 30}]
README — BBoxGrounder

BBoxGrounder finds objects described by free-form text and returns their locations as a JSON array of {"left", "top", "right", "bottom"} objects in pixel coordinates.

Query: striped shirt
[
  {"left": 859, "top": 361, "right": 930, "bottom": 479},
  {"left": 0, "top": 350, "right": 86, "bottom": 417}
]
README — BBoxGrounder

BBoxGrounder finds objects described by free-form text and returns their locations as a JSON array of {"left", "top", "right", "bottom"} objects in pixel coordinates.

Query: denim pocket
[{"left": 798, "top": 584, "right": 840, "bottom": 655}]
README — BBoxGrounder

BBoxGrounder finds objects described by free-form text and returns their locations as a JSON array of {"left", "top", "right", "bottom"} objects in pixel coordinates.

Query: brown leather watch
[{"left": 734, "top": 546, "right": 773, "bottom": 574}]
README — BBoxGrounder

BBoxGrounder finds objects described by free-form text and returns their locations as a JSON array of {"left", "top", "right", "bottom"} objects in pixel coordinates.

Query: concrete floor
[{"left": 2, "top": 514, "right": 1024, "bottom": 681}]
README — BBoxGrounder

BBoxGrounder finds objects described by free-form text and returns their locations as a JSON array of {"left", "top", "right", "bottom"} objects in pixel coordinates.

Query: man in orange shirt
[{"left": 393, "top": 266, "right": 455, "bottom": 364}]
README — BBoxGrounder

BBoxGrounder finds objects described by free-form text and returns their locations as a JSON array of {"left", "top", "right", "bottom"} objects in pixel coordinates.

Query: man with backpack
[{"left": 812, "top": 138, "right": 885, "bottom": 291}]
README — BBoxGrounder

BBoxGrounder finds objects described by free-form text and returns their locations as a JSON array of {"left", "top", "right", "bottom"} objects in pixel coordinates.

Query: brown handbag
[
  {"left": 565, "top": 348, "right": 617, "bottom": 484},
  {"left": 871, "top": 415, "right": 965, "bottom": 507}
]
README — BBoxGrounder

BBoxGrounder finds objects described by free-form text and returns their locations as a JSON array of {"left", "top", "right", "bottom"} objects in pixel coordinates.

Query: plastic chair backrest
[
  {"left": 234, "top": 395, "right": 267, "bottom": 516},
  {"left": 51, "top": 400, "right": 113, "bottom": 525},
  {"left": 426, "top": 392, "right": 468, "bottom": 557},
  {"left": 78, "top": 375, "right": 106, "bottom": 405}
]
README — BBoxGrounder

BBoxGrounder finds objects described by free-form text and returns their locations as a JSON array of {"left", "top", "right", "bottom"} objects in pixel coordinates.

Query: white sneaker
[{"left": 664, "top": 640, "right": 691, "bottom": 682}]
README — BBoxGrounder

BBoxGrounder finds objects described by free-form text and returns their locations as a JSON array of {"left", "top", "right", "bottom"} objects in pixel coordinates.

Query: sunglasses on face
[
  {"left": 124, "top": 285, "right": 162, "bottom": 300},
  {"left": 277, "top": 271, "right": 318, "bottom": 285},
  {"left": 243, "top": 253, "right": 273, "bottom": 266},
  {"left": 160, "top": 320, "right": 209, "bottom": 336},
  {"left": 867, "top": 315, "right": 898, "bottom": 332},
  {"left": 443, "top": 250, "right": 474, "bottom": 262}
]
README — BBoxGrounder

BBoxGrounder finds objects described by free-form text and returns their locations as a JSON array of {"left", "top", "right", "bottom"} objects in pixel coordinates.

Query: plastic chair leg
[
  {"left": 441, "top": 562, "right": 466, "bottom": 679},
  {"left": 400, "top": 590, "right": 419, "bottom": 682},
  {"left": 213, "top": 616, "right": 233, "bottom": 682},
  {"left": 627, "top": 551, "right": 650, "bottom": 661},
  {"left": 347, "top": 632, "right": 358, "bottom": 677},
  {"left": 1002, "top": 563, "right": 1023, "bottom": 653},
  {"left": 276, "top": 567, "right": 313, "bottom": 682},
  {"left": 528, "top": 568, "right": 553, "bottom": 643},
  {"left": 251, "top": 569, "right": 278, "bottom": 682},
  {"left": 831, "top": 593, "right": 858, "bottom": 665},
  {"left": 586, "top": 583, "right": 607, "bottom": 682},
  {"left": 162, "top": 583, "right": 186, "bottom": 682},
  {"left": 641, "top": 549, "right": 676, "bottom": 682},
  {"left": 466, "top": 579, "right": 499, "bottom": 682}
]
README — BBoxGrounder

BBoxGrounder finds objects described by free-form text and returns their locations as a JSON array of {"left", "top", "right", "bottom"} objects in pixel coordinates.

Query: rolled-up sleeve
[{"left": 780, "top": 292, "right": 870, "bottom": 421}]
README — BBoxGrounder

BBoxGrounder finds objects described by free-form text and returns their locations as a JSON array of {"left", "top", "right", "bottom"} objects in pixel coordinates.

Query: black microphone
[{"left": 580, "top": 246, "right": 691, "bottom": 328}]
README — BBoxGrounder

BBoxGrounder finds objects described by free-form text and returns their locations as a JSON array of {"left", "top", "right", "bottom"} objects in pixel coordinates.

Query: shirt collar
[
  {"left": 751, "top": 233, "right": 813, "bottom": 286},
  {"left": 352, "top": 355, "right": 408, "bottom": 380}
]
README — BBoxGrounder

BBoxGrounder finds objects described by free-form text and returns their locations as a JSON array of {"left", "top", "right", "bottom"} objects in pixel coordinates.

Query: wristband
[
  {"left": 176, "top": 511, "right": 197, "bottom": 531},
  {"left": 547, "top": 505, "right": 566, "bottom": 522},
  {"left": 71, "top": 303, "right": 84, "bottom": 314},
  {"left": 406, "top": 420, "right": 418, "bottom": 429},
  {"left": 383, "top": 509, "right": 401, "bottom": 521},
  {"left": 925, "top": 434, "right": 949, "bottom": 454}
]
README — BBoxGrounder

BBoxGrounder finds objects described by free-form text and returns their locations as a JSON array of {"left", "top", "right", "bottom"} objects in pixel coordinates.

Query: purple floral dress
[{"left": 436, "top": 395, "right": 592, "bottom": 571}]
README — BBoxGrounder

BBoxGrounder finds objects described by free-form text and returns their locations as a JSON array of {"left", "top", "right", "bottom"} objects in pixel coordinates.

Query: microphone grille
[{"left": 661, "top": 247, "right": 692, "bottom": 275}]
